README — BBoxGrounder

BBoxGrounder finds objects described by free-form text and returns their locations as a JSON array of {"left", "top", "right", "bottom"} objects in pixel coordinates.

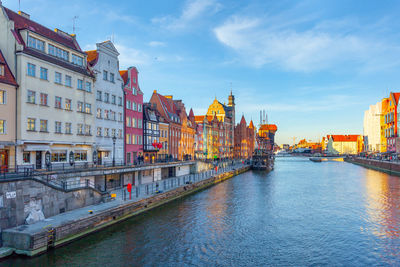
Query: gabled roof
[
  {"left": 4, "top": 7, "right": 82, "bottom": 52},
  {"left": 249, "top": 120, "right": 254, "bottom": 129},
  {"left": 331, "top": 135, "right": 359, "bottom": 142},
  {"left": 0, "top": 49, "right": 18, "bottom": 87},
  {"left": 390, "top": 92, "right": 400, "bottom": 106},
  {"left": 240, "top": 115, "right": 246, "bottom": 125}
]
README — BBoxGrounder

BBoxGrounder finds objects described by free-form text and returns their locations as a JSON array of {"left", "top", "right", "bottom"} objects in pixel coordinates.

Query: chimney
[
  {"left": 18, "top": 11, "right": 30, "bottom": 19},
  {"left": 54, "top": 28, "right": 71, "bottom": 39}
]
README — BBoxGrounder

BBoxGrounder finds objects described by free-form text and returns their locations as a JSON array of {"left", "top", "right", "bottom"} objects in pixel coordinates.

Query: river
[{"left": 3, "top": 157, "right": 400, "bottom": 266}]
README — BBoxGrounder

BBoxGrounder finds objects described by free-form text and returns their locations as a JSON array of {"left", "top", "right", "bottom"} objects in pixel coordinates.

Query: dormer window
[
  {"left": 48, "top": 44, "right": 69, "bottom": 61},
  {"left": 27, "top": 36, "right": 44, "bottom": 52},
  {"left": 72, "top": 54, "right": 84, "bottom": 66}
]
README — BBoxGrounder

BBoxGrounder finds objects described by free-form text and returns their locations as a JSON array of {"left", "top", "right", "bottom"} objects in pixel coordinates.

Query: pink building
[{"left": 120, "top": 67, "right": 143, "bottom": 164}]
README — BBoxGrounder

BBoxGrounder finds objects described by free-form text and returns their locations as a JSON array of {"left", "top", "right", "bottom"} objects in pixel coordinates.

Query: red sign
[{"left": 127, "top": 183, "right": 132, "bottom": 193}]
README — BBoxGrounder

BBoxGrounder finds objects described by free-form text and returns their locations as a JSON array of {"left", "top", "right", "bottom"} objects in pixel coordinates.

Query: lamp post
[{"left": 112, "top": 135, "right": 117, "bottom": 167}]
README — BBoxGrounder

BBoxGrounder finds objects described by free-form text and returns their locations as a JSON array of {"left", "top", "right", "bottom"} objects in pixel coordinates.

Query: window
[
  {"left": 111, "top": 111, "right": 116, "bottom": 120},
  {"left": 112, "top": 95, "right": 116, "bottom": 105},
  {"left": 48, "top": 44, "right": 69, "bottom": 61},
  {"left": 118, "top": 129, "right": 122, "bottom": 138},
  {"left": 97, "top": 108, "right": 102, "bottom": 119},
  {"left": 138, "top": 119, "right": 142, "bottom": 128},
  {"left": 27, "top": 90, "right": 36, "bottom": 104},
  {"left": 126, "top": 153, "right": 131, "bottom": 164},
  {"left": 105, "top": 109, "right": 109, "bottom": 120},
  {"left": 77, "top": 101, "right": 83, "bottom": 112},
  {"left": 104, "top": 93, "right": 109, "bottom": 103},
  {"left": 72, "top": 54, "right": 84, "bottom": 66},
  {"left": 55, "top": 72, "right": 62, "bottom": 84},
  {"left": 55, "top": 121, "right": 62, "bottom": 133},
  {"left": 74, "top": 151, "right": 87, "bottom": 161},
  {"left": 126, "top": 116, "right": 131, "bottom": 127},
  {"left": 85, "top": 103, "right": 92, "bottom": 114},
  {"left": 126, "top": 100, "right": 131, "bottom": 109},
  {"left": 105, "top": 128, "right": 109, "bottom": 137},
  {"left": 77, "top": 123, "right": 83, "bottom": 135},
  {"left": 27, "top": 63, "right": 36, "bottom": 77},
  {"left": 85, "top": 125, "right": 91, "bottom": 135},
  {"left": 65, "top": 75, "right": 72, "bottom": 87},
  {"left": 27, "top": 35, "right": 44, "bottom": 51},
  {"left": 85, "top": 82, "right": 91, "bottom": 92},
  {"left": 0, "top": 120, "right": 5, "bottom": 134},
  {"left": 55, "top": 96, "right": 62, "bottom": 109},
  {"left": 118, "top": 97, "right": 122, "bottom": 106},
  {"left": 0, "top": 90, "right": 6, "bottom": 104},
  {"left": 111, "top": 128, "right": 116, "bottom": 137},
  {"left": 51, "top": 151, "right": 67, "bottom": 162},
  {"left": 97, "top": 127, "right": 102, "bottom": 136},
  {"left": 40, "top": 67, "right": 48, "bottom": 80},
  {"left": 132, "top": 102, "right": 137, "bottom": 111},
  {"left": 133, "top": 77, "right": 136, "bottom": 83},
  {"left": 27, "top": 118, "right": 36, "bottom": 131},
  {"left": 110, "top": 73, "right": 114, "bottom": 83},
  {"left": 132, "top": 118, "right": 137, "bottom": 128},
  {"left": 0, "top": 65, "right": 4, "bottom": 76},
  {"left": 103, "top": 70, "right": 108, "bottom": 80},
  {"left": 96, "top": 91, "right": 102, "bottom": 101},
  {"left": 40, "top": 119, "right": 48, "bottom": 132},
  {"left": 40, "top": 93, "right": 48, "bottom": 106},
  {"left": 65, "top": 122, "right": 72, "bottom": 134},
  {"left": 23, "top": 152, "right": 30, "bottom": 163},
  {"left": 126, "top": 134, "right": 131, "bottom": 144},
  {"left": 77, "top": 79, "right": 83, "bottom": 90},
  {"left": 65, "top": 99, "right": 72, "bottom": 110},
  {"left": 138, "top": 104, "right": 142, "bottom": 112},
  {"left": 118, "top": 112, "right": 122, "bottom": 122}
]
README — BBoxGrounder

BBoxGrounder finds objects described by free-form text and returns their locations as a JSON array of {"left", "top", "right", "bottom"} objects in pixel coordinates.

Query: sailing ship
[{"left": 251, "top": 110, "right": 277, "bottom": 171}]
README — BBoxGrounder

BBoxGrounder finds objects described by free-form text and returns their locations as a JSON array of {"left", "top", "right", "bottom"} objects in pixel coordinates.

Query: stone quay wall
[
  {"left": 2, "top": 166, "right": 250, "bottom": 257},
  {"left": 345, "top": 157, "right": 400, "bottom": 176}
]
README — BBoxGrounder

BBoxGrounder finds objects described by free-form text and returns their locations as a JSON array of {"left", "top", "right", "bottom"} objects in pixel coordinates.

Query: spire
[
  {"left": 249, "top": 120, "right": 254, "bottom": 129},
  {"left": 189, "top": 108, "right": 194, "bottom": 118},
  {"left": 240, "top": 115, "right": 246, "bottom": 125}
]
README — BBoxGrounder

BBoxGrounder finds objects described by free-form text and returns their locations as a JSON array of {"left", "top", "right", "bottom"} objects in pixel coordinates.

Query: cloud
[
  {"left": 152, "top": 0, "right": 221, "bottom": 31},
  {"left": 105, "top": 11, "right": 136, "bottom": 24},
  {"left": 149, "top": 41, "right": 166, "bottom": 47},
  {"left": 114, "top": 44, "right": 151, "bottom": 69},
  {"left": 213, "top": 15, "right": 400, "bottom": 72}
]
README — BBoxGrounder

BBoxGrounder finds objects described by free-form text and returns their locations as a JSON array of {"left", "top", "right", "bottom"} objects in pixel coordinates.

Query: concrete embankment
[
  {"left": 345, "top": 157, "right": 400, "bottom": 176},
  {"left": 2, "top": 165, "right": 250, "bottom": 257}
]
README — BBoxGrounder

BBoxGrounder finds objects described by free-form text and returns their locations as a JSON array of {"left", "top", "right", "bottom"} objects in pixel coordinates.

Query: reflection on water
[{"left": 4, "top": 157, "right": 400, "bottom": 266}]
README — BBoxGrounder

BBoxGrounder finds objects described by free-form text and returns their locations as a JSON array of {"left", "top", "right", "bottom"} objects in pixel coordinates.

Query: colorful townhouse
[
  {"left": 0, "top": 6, "right": 95, "bottom": 169},
  {"left": 0, "top": 49, "right": 18, "bottom": 170},
  {"left": 174, "top": 100, "right": 195, "bottom": 160},
  {"left": 150, "top": 91, "right": 182, "bottom": 160},
  {"left": 380, "top": 98, "right": 389, "bottom": 153},
  {"left": 384, "top": 92, "right": 400, "bottom": 152},
  {"left": 234, "top": 116, "right": 255, "bottom": 158},
  {"left": 86, "top": 41, "right": 124, "bottom": 165},
  {"left": 120, "top": 67, "right": 143, "bottom": 164},
  {"left": 143, "top": 103, "right": 160, "bottom": 163},
  {"left": 326, "top": 135, "right": 363, "bottom": 155}
]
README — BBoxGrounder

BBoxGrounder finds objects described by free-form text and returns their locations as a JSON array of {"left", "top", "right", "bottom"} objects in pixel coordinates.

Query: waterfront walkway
[{"left": 2, "top": 162, "right": 248, "bottom": 255}]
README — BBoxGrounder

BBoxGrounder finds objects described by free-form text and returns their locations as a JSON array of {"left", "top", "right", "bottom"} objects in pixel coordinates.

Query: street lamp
[{"left": 112, "top": 135, "right": 117, "bottom": 167}]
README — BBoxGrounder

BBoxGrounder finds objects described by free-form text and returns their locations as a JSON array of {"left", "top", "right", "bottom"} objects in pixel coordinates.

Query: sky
[{"left": 4, "top": 0, "right": 400, "bottom": 145}]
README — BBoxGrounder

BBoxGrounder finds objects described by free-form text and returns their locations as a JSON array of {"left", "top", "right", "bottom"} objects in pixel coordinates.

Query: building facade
[
  {"left": 363, "top": 101, "right": 382, "bottom": 152},
  {"left": 327, "top": 135, "right": 363, "bottom": 155},
  {"left": 0, "top": 49, "right": 18, "bottom": 170},
  {"left": 0, "top": 6, "right": 95, "bottom": 169},
  {"left": 234, "top": 116, "right": 255, "bottom": 159},
  {"left": 143, "top": 103, "right": 160, "bottom": 163},
  {"left": 86, "top": 41, "right": 124, "bottom": 165},
  {"left": 120, "top": 67, "right": 143, "bottom": 164},
  {"left": 384, "top": 92, "right": 400, "bottom": 153}
]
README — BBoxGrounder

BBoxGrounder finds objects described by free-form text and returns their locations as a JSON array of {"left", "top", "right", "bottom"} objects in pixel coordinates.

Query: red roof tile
[
  {"left": 119, "top": 70, "right": 128, "bottom": 84},
  {"left": 331, "top": 135, "right": 359, "bottom": 142},
  {"left": 85, "top": 50, "right": 98, "bottom": 67},
  {"left": 4, "top": 7, "right": 82, "bottom": 52},
  {"left": 0, "top": 49, "right": 18, "bottom": 87}
]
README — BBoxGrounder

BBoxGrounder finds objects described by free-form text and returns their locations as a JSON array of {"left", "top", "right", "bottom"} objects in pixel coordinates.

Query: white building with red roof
[{"left": 0, "top": 5, "right": 96, "bottom": 169}]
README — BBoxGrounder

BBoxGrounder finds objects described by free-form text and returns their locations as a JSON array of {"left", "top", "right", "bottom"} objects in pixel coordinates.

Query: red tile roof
[
  {"left": 119, "top": 70, "right": 128, "bottom": 84},
  {"left": 331, "top": 135, "right": 359, "bottom": 142},
  {"left": 0, "top": 49, "right": 18, "bottom": 87},
  {"left": 4, "top": 7, "right": 82, "bottom": 52},
  {"left": 259, "top": 124, "right": 277, "bottom": 131},
  {"left": 249, "top": 120, "right": 254, "bottom": 129},
  {"left": 240, "top": 115, "right": 246, "bottom": 125},
  {"left": 85, "top": 50, "right": 98, "bottom": 67}
]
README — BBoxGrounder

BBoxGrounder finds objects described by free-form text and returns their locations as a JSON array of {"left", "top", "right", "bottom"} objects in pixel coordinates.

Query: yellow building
[
  {"left": 327, "top": 135, "right": 363, "bottom": 155},
  {"left": 380, "top": 98, "right": 389, "bottom": 153}
]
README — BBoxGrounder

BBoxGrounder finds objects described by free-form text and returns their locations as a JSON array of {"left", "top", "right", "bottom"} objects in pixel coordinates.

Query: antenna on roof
[
  {"left": 18, "top": 0, "right": 21, "bottom": 10},
  {"left": 72, "top": 16, "right": 79, "bottom": 34}
]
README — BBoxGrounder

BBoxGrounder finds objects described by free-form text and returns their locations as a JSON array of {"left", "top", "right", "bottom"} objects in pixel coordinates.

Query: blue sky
[{"left": 4, "top": 0, "right": 400, "bottom": 144}]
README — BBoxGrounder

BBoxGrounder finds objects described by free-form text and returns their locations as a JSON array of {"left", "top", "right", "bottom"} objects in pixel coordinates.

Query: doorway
[
  {"left": 36, "top": 151, "right": 42, "bottom": 169},
  {"left": 0, "top": 150, "right": 8, "bottom": 171}
]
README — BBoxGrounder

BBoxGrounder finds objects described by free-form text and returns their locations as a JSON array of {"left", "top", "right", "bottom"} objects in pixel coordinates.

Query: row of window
[
  {"left": 26, "top": 118, "right": 92, "bottom": 135},
  {"left": 27, "top": 90, "right": 92, "bottom": 113},
  {"left": 103, "top": 70, "right": 115, "bottom": 83},
  {"left": 126, "top": 134, "right": 143, "bottom": 145},
  {"left": 126, "top": 117, "right": 142, "bottom": 128},
  {"left": 126, "top": 100, "right": 142, "bottom": 112},
  {"left": 96, "top": 91, "right": 123, "bottom": 105},
  {"left": 96, "top": 108, "right": 122, "bottom": 121},
  {"left": 96, "top": 127, "right": 123, "bottom": 138},
  {"left": 22, "top": 150, "right": 87, "bottom": 164},
  {"left": 27, "top": 62, "right": 91, "bottom": 92},
  {"left": 27, "top": 35, "right": 84, "bottom": 67}
]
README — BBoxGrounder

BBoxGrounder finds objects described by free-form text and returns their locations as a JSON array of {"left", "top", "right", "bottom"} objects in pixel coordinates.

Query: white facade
[
  {"left": 89, "top": 41, "right": 124, "bottom": 164},
  {"left": 363, "top": 101, "right": 382, "bottom": 152},
  {"left": 0, "top": 7, "right": 96, "bottom": 168}
]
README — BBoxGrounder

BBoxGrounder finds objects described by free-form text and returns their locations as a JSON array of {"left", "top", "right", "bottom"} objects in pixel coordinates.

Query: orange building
[{"left": 384, "top": 92, "right": 400, "bottom": 152}]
